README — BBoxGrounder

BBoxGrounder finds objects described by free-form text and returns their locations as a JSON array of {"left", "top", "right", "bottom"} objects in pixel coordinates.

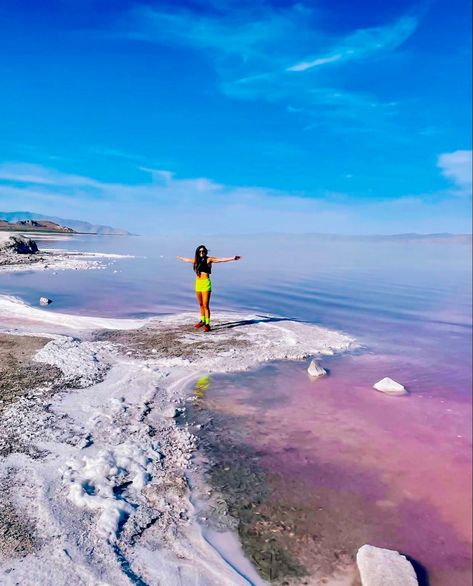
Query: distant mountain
[
  {"left": 0, "top": 211, "right": 132, "bottom": 235},
  {"left": 0, "top": 218, "right": 75, "bottom": 233}
]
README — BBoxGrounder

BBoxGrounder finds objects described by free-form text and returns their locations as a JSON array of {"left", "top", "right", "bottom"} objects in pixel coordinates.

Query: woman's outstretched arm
[
  {"left": 176, "top": 256, "right": 194, "bottom": 262},
  {"left": 210, "top": 256, "right": 241, "bottom": 263}
]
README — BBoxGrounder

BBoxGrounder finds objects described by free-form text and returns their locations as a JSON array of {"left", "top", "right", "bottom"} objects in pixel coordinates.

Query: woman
[{"left": 176, "top": 245, "right": 241, "bottom": 332}]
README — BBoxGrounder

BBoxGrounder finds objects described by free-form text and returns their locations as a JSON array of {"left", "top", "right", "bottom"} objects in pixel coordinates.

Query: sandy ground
[
  {"left": 0, "top": 333, "right": 61, "bottom": 413},
  {"left": 0, "top": 293, "right": 357, "bottom": 586},
  {"left": 0, "top": 334, "right": 61, "bottom": 559}
]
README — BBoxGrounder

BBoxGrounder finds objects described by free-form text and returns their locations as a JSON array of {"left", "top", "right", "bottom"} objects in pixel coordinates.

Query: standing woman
[{"left": 177, "top": 245, "right": 241, "bottom": 331}]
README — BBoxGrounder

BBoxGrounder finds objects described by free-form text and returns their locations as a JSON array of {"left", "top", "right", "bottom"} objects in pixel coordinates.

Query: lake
[{"left": 0, "top": 232, "right": 471, "bottom": 584}]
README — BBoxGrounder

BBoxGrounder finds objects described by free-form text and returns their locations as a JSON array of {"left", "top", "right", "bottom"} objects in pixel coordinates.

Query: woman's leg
[
  {"left": 195, "top": 291, "right": 205, "bottom": 322},
  {"left": 202, "top": 291, "right": 211, "bottom": 323}
]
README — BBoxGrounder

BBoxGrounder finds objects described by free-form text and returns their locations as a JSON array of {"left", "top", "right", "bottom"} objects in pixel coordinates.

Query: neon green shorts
[{"left": 195, "top": 278, "right": 212, "bottom": 292}]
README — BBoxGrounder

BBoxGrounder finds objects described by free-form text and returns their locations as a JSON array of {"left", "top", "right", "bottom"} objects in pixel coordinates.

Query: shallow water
[
  {"left": 1, "top": 233, "right": 471, "bottom": 583},
  {"left": 190, "top": 355, "right": 471, "bottom": 584}
]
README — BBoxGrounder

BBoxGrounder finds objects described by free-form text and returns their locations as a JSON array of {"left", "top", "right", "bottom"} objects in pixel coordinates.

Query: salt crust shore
[
  {"left": 0, "top": 295, "right": 356, "bottom": 586},
  {"left": 0, "top": 232, "right": 133, "bottom": 273}
]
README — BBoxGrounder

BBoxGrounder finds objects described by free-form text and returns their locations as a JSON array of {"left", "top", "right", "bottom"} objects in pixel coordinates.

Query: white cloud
[
  {"left": 437, "top": 150, "right": 472, "bottom": 195},
  {"left": 0, "top": 161, "right": 470, "bottom": 235}
]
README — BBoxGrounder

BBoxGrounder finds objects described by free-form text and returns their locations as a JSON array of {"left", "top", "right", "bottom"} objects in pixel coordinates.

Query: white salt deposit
[
  {"left": 0, "top": 295, "right": 145, "bottom": 331},
  {"left": 0, "top": 252, "right": 107, "bottom": 273},
  {"left": 23, "top": 234, "right": 74, "bottom": 241},
  {"left": 0, "top": 240, "right": 134, "bottom": 274},
  {"left": 148, "top": 311, "right": 356, "bottom": 373},
  {"left": 0, "top": 299, "right": 357, "bottom": 585},
  {"left": 64, "top": 441, "right": 158, "bottom": 540},
  {"left": 34, "top": 337, "right": 110, "bottom": 387},
  {"left": 42, "top": 248, "right": 136, "bottom": 259}
]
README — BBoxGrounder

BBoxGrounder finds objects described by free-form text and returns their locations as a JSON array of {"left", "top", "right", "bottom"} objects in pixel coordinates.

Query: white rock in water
[
  {"left": 357, "top": 544, "right": 418, "bottom": 586},
  {"left": 373, "top": 377, "right": 407, "bottom": 396},
  {"left": 39, "top": 297, "right": 52, "bottom": 305},
  {"left": 307, "top": 359, "right": 327, "bottom": 377}
]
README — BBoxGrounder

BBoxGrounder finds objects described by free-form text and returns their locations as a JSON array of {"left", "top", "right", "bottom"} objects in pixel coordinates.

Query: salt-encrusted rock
[
  {"left": 357, "top": 544, "right": 418, "bottom": 586},
  {"left": 0, "top": 235, "right": 38, "bottom": 254},
  {"left": 373, "top": 377, "right": 407, "bottom": 396},
  {"left": 163, "top": 406, "right": 186, "bottom": 419},
  {"left": 163, "top": 406, "right": 179, "bottom": 419},
  {"left": 307, "top": 359, "right": 327, "bottom": 377},
  {"left": 40, "top": 297, "right": 52, "bottom": 305}
]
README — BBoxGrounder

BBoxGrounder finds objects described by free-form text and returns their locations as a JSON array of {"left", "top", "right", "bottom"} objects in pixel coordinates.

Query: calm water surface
[{"left": 1, "top": 233, "right": 471, "bottom": 584}]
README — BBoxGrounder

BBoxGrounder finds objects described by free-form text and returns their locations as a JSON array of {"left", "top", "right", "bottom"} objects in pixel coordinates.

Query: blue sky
[{"left": 0, "top": 0, "right": 471, "bottom": 234}]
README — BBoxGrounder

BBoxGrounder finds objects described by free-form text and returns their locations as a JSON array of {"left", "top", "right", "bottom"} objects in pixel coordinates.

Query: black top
[{"left": 195, "top": 257, "right": 212, "bottom": 275}]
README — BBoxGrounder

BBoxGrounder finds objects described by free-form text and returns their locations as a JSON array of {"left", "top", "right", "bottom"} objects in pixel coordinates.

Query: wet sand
[
  {"left": 0, "top": 333, "right": 61, "bottom": 559},
  {"left": 0, "top": 333, "right": 60, "bottom": 413}
]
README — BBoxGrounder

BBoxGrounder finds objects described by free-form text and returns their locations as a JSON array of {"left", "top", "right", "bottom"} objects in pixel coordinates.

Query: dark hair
[{"left": 194, "top": 245, "right": 209, "bottom": 277}]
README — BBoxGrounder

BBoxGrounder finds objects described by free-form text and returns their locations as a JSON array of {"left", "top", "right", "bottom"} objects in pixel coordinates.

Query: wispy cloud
[
  {"left": 122, "top": 2, "right": 312, "bottom": 62},
  {"left": 1, "top": 160, "right": 470, "bottom": 234},
  {"left": 287, "top": 16, "right": 417, "bottom": 72},
  {"left": 0, "top": 162, "right": 103, "bottom": 188},
  {"left": 437, "top": 150, "right": 472, "bottom": 195},
  {"left": 116, "top": 4, "right": 419, "bottom": 131}
]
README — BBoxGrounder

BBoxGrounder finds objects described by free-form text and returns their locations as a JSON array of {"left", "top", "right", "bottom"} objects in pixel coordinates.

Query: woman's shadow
[{"left": 212, "top": 316, "right": 295, "bottom": 330}]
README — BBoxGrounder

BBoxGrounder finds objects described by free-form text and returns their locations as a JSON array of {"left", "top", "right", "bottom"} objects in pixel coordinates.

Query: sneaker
[
  {"left": 203, "top": 324, "right": 211, "bottom": 332},
  {"left": 194, "top": 321, "right": 205, "bottom": 328}
]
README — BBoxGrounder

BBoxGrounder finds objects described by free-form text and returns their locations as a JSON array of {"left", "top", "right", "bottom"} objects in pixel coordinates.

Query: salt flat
[
  {"left": 0, "top": 295, "right": 356, "bottom": 586},
  {"left": 0, "top": 233, "right": 133, "bottom": 274}
]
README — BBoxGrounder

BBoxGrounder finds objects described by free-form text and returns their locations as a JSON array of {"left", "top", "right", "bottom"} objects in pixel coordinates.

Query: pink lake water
[
  {"left": 1, "top": 233, "right": 471, "bottom": 584},
  {"left": 193, "top": 353, "right": 471, "bottom": 584}
]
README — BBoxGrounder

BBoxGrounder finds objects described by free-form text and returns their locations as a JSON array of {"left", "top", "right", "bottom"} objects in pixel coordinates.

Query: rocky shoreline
[{"left": 0, "top": 233, "right": 130, "bottom": 273}]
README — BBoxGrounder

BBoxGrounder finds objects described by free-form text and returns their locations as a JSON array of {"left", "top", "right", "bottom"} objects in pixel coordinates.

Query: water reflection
[{"left": 194, "top": 375, "right": 211, "bottom": 399}]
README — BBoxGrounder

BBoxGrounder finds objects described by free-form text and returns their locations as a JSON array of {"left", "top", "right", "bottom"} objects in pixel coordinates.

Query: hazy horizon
[{"left": 1, "top": 209, "right": 472, "bottom": 238}]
